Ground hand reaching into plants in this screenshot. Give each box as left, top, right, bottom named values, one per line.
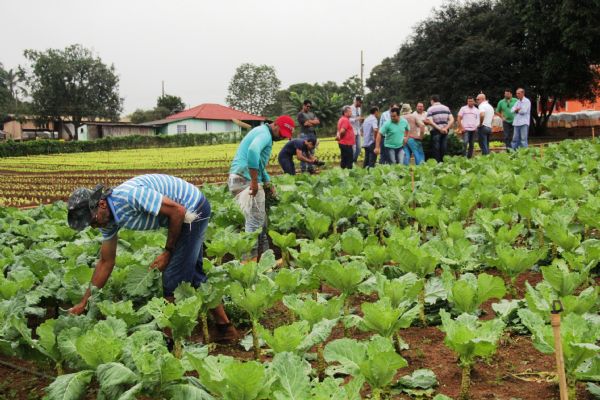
left=149, top=251, right=171, bottom=272
left=68, top=301, right=87, bottom=315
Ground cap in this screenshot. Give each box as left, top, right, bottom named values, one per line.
left=401, top=103, right=412, bottom=114
left=67, top=185, right=104, bottom=230
left=274, top=115, right=295, bottom=139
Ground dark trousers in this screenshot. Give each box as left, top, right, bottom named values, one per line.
left=430, top=129, right=448, bottom=162
left=502, top=121, right=513, bottom=152
left=463, top=130, right=476, bottom=158
left=478, top=126, right=491, bottom=155
left=379, top=139, right=389, bottom=164
left=278, top=154, right=296, bottom=175
left=339, top=144, right=354, bottom=169
left=362, top=143, right=377, bottom=168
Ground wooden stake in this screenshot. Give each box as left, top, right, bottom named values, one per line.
left=551, top=302, right=569, bottom=400
left=540, top=143, right=544, bottom=159
left=593, top=126, right=596, bottom=140
left=411, top=166, right=415, bottom=192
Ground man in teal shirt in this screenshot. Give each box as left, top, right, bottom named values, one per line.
left=375, top=107, right=409, bottom=164
left=228, top=115, right=294, bottom=259
left=495, top=88, right=518, bottom=152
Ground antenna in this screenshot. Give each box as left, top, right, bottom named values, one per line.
left=360, top=50, right=365, bottom=95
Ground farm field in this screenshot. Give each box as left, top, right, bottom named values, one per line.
left=0, top=138, right=345, bottom=208
left=1, top=139, right=599, bottom=400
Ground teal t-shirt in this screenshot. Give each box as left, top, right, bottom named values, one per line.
left=229, top=125, right=272, bottom=182
left=380, top=118, right=409, bottom=149
left=496, top=98, right=518, bottom=123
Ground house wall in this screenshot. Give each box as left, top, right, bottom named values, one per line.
left=164, top=118, right=241, bottom=135
left=78, top=125, right=156, bottom=141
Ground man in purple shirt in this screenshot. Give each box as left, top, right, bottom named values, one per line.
left=511, top=88, right=531, bottom=149
left=457, top=96, right=479, bottom=158
left=426, top=94, right=455, bottom=162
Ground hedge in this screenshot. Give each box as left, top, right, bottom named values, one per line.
left=0, top=132, right=245, bottom=158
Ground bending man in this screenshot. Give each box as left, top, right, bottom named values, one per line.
left=278, top=136, right=319, bottom=175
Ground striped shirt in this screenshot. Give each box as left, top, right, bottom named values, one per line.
left=427, top=102, right=452, bottom=128
left=100, top=174, right=204, bottom=240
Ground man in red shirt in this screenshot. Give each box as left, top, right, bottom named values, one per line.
left=336, top=105, right=355, bottom=169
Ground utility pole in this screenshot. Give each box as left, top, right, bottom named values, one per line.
left=162, top=80, right=165, bottom=97
left=360, top=50, right=365, bottom=95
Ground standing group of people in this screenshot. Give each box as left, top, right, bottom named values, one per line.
left=331, top=88, right=532, bottom=168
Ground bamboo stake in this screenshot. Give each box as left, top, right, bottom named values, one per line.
left=551, top=300, right=568, bottom=400
left=540, top=143, right=544, bottom=159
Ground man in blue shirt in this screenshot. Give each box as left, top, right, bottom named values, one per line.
left=511, top=88, right=532, bottom=150
left=278, top=136, right=318, bottom=175
left=228, top=115, right=294, bottom=259
left=65, top=174, right=238, bottom=342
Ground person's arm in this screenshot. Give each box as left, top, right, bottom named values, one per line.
left=427, top=117, right=443, bottom=131
left=247, top=135, right=269, bottom=195
left=446, top=114, right=455, bottom=133
left=479, top=110, right=485, bottom=126
left=149, top=196, right=186, bottom=271
left=69, top=235, right=118, bottom=314
left=295, top=148, right=315, bottom=163
left=495, top=103, right=505, bottom=120
left=297, top=112, right=308, bottom=127
left=374, top=131, right=381, bottom=154
left=456, top=114, right=463, bottom=133
left=518, top=99, right=530, bottom=115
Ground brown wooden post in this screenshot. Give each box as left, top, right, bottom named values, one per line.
left=551, top=301, right=569, bottom=400
left=540, top=143, right=544, bottom=159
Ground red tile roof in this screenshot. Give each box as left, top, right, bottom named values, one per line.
left=166, top=103, right=265, bottom=121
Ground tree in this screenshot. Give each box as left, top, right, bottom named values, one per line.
left=128, top=106, right=171, bottom=124
left=365, top=56, right=405, bottom=108
left=0, top=63, right=12, bottom=118
left=226, top=63, right=280, bottom=115
left=367, top=0, right=600, bottom=135
left=157, top=94, right=185, bottom=115
left=23, top=44, right=123, bottom=140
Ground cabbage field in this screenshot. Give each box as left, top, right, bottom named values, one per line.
left=0, top=139, right=599, bottom=400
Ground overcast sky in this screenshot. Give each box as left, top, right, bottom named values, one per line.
left=3, top=0, right=445, bottom=114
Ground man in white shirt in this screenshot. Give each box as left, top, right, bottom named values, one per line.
left=476, top=93, right=495, bottom=155
left=350, top=96, right=364, bottom=163
left=511, top=88, right=532, bottom=149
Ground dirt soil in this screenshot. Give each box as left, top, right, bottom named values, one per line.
left=1, top=269, right=596, bottom=400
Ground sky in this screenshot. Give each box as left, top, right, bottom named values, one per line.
left=2, top=0, right=445, bottom=114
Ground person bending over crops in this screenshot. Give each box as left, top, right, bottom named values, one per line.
left=66, top=174, right=238, bottom=343
left=228, top=115, right=295, bottom=260
left=278, top=136, right=323, bottom=175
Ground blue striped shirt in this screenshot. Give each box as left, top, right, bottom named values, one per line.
left=427, top=102, right=452, bottom=128
left=100, top=174, right=204, bottom=240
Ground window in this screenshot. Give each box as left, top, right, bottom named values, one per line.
left=177, top=124, right=187, bottom=134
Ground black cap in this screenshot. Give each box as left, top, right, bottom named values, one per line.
left=67, top=185, right=104, bottom=230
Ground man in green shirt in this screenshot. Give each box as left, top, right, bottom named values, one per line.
left=375, top=107, right=409, bottom=164
left=495, top=88, right=518, bottom=152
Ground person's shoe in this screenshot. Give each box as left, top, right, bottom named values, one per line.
left=214, top=323, right=239, bottom=344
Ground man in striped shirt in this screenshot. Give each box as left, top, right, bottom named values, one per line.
left=66, top=174, right=238, bottom=342
left=426, top=94, right=455, bottom=162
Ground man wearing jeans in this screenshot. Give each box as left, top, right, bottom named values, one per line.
left=495, top=89, right=517, bottom=151
left=296, top=100, right=320, bottom=172
left=511, top=88, right=531, bottom=149
left=426, top=95, right=454, bottom=162
left=457, top=96, right=479, bottom=158
left=350, top=96, right=364, bottom=163
left=375, top=107, right=409, bottom=164
left=228, top=116, right=294, bottom=259
left=361, top=106, right=379, bottom=168
left=379, top=103, right=399, bottom=164
left=65, top=174, right=238, bottom=342
left=401, top=103, right=425, bottom=165
left=476, top=93, right=495, bottom=156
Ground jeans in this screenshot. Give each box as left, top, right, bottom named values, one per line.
left=299, top=133, right=315, bottom=172
left=387, top=147, right=404, bottom=164
left=478, top=126, right=491, bottom=155
left=339, top=144, right=353, bottom=169
left=512, top=125, right=529, bottom=149
left=162, top=198, right=210, bottom=297
left=278, top=154, right=296, bottom=175
left=463, top=130, right=476, bottom=158
left=430, top=129, right=448, bottom=162
left=404, top=138, right=425, bottom=165
left=227, top=174, right=269, bottom=259
left=502, top=121, right=513, bottom=151
left=379, top=139, right=389, bottom=164
left=362, top=143, right=377, bottom=168
left=353, top=134, right=361, bottom=162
